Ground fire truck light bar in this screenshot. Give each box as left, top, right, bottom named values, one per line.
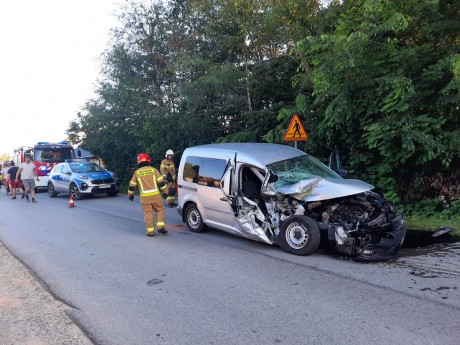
left=36, top=141, right=71, bottom=145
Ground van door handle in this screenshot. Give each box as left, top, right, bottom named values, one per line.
left=220, top=197, right=227, bottom=201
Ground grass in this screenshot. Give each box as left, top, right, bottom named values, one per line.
left=404, top=215, right=460, bottom=236
left=394, top=198, right=460, bottom=237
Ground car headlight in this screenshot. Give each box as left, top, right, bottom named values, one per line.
left=78, top=175, right=89, bottom=179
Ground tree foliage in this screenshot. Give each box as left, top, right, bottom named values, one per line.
left=292, top=0, right=460, bottom=200
left=68, top=0, right=459, bottom=201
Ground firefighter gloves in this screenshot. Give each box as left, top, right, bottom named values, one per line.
left=129, top=194, right=134, bottom=201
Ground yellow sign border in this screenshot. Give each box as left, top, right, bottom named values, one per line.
left=284, top=114, right=308, bottom=142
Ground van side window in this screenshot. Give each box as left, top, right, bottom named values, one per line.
left=183, top=156, right=227, bottom=188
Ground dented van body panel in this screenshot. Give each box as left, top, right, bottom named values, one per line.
left=177, top=143, right=405, bottom=261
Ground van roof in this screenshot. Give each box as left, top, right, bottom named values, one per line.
left=185, top=143, right=305, bottom=167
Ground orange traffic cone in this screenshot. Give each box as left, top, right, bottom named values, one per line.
left=69, top=195, right=75, bottom=208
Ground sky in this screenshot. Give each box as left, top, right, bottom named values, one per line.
left=0, top=0, right=121, bottom=157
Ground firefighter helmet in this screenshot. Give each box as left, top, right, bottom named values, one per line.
left=165, top=149, right=174, bottom=158
left=137, top=153, right=151, bottom=163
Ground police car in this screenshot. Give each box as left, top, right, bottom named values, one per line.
left=47, top=159, right=119, bottom=200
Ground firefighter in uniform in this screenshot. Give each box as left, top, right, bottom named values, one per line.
left=160, top=149, right=177, bottom=208
left=128, top=153, right=169, bottom=236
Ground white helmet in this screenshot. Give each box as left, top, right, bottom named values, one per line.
left=165, top=149, right=174, bottom=157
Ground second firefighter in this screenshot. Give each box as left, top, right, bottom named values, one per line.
left=160, top=149, right=177, bottom=207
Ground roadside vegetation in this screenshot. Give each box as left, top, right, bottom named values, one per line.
left=399, top=198, right=460, bottom=236
left=67, top=0, right=459, bottom=232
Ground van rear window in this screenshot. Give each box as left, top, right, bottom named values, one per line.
left=183, top=156, right=227, bottom=188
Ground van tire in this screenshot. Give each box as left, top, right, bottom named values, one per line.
left=278, top=215, right=320, bottom=256
left=185, top=204, right=206, bottom=233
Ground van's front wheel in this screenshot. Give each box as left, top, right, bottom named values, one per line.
left=278, top=215, right=320, bottom=256
left=185, top=204, right=206, bottom=233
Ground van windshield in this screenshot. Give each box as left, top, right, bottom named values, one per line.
left=267, top=155, right=341, bottom=188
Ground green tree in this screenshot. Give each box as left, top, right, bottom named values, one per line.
left=292, top=0, right=460, bottom=200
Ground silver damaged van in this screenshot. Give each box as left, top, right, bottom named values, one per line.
left=177, top=143, right=405, bottom=261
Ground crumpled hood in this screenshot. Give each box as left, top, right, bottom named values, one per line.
left=273, top=178, right=374, bottom=202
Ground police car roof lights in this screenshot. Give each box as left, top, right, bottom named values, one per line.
left=65, top=158, right=91, bottom=163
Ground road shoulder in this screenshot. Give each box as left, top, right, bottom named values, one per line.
left=0, top=241, right=93, bottom=345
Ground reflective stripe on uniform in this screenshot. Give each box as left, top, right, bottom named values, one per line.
left=138, top=169, right=155, bottom=177
left=141, top=188, right=159, bottom=194
left=141, top=190, right=160, bottom=197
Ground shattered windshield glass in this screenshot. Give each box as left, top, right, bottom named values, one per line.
left=267, top=155, right=341, bottom=188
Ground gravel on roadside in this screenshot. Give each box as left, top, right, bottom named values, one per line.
left=0, top=241, right=93, bottom=345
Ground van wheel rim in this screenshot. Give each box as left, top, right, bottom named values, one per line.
left=188, top=209, right=201, bottom=229
left=286, top=222, right=309, bottom=248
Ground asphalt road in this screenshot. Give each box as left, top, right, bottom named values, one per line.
left=0, top=190, right=459, bottom=345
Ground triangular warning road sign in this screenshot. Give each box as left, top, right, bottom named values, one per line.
left=284, top=114, right=308, bottom=142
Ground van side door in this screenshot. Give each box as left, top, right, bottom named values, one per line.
left=221, top=163, right=271, bottom=241
left=182, top=156, right=236, bottom=231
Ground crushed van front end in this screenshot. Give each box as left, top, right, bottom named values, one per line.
left=318, top=192, right=406, bottom=261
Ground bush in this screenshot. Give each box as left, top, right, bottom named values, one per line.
left=399, top=198, right=460, bottom=221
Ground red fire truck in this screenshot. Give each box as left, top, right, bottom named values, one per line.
left=13, top=142, right=74, bottom=190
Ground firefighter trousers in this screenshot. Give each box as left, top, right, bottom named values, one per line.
left=166, top=181, right=177, bottom=205
left=141, top=197, right=165, bottom=234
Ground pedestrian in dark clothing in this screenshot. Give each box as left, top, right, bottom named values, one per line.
left=7, top=162, right=24, bottom=200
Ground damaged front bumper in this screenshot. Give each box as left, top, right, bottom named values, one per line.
left=322, top=215, right=406, bottom=262
left=354, top=215, right=405, bottom=262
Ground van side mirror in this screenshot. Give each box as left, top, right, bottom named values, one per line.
left=268, top=173, right=278, bottom=183
left=329, top=149, right=348, bottom=178
left=76, top=149, right=82, bottom=158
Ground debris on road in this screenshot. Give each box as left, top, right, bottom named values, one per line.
left=432, top=227, right=454, bottom=238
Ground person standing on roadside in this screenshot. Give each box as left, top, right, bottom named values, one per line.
left=7, top=162, right=24, bottom=200
left=17, top=156, right=39, bottom=203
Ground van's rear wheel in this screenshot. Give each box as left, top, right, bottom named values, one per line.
left=185, top=204, right=206, bottom=233
left=278, top=215, right=320, bottom=256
